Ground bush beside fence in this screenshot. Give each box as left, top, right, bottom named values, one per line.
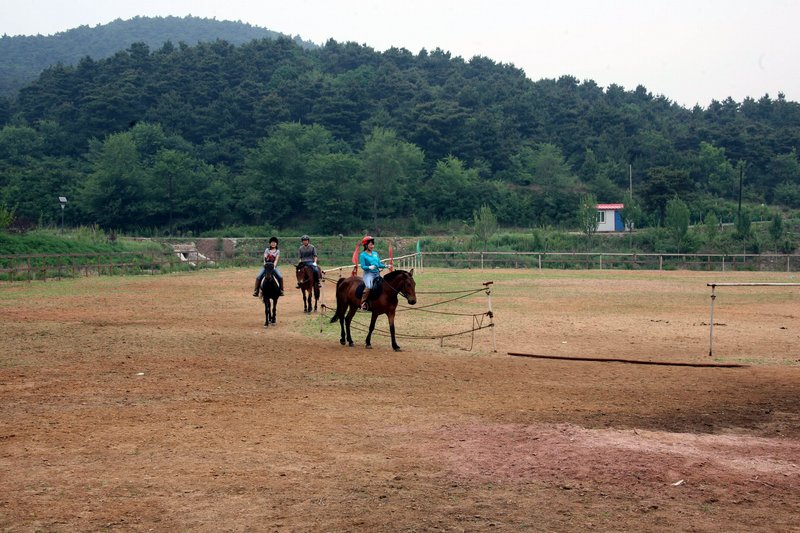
left=0, top=251, right=217, bottom=281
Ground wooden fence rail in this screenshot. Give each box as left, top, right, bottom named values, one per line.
left=1, top=250, right=797, bottom=282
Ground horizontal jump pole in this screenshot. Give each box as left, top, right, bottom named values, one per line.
left=707, top=282, right=800, bottom=287
left=508, top=352, right=747, bottom=368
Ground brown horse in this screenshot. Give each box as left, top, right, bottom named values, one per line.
left=295, top=262, right=320, bottom=313
left=329, top=269, right=417, bottom=351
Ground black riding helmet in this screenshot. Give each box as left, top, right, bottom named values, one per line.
left=269, top=236, right=279, bottom=246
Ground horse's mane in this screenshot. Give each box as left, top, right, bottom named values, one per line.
left=383, top=269, right=408, bottom=283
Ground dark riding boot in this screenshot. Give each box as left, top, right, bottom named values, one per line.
left=253, top=278, right=261, bottom=297
left=360, top=288, right=371, bottom=310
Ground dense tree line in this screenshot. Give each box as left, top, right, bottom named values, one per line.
left=1, top=32, right=799, bottom=235
left=0, top=16, right=313, bottom=96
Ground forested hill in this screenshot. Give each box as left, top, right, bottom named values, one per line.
left=0, top=16, right=314, bottom=96
left=1, top=36, right=799, bottom=235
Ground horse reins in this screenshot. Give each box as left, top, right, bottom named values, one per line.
left=381, top=273, right=412, bottom=300
left=297, top=265, right=314, bottom=287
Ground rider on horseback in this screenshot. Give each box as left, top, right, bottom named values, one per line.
left=297, top=235, right=322, bottom=288
left=253, top=236, right=284, bottom=297
left=358, top=235, right=387, bottom=310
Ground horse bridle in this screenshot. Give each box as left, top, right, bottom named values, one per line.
left=382, top=272, right=413, bottom=300
left=263, top=261, right=275, bottom=280
left=262, top=262, right=277, bottom=290
left=297, top=264, right=313, bottom=287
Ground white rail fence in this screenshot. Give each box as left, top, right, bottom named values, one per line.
left=418, top=251, right=797, bottom=272
left=2, top=250, right=797, bottom=283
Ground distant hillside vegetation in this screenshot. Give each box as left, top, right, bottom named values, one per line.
left=2, top=34, right=799, bottom=237
left=0, top=15, right=315, bottom=95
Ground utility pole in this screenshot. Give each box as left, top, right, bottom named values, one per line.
left=58, top=196, right=67, bottom=233
left=737, top=163, right=745, bottom=254
left=737, top=163, right=744, bottom=218
left=629, top=164, right=633, bottom=197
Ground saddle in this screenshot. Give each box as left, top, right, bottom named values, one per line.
left=261, top=273, right=279, bottom=292
left=355, top=277, right=383, bottom=300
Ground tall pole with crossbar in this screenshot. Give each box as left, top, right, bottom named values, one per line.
left=484, top=281, right=496, bottom=352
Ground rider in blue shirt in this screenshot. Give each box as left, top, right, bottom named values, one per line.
left=358, top=235, right=387, bottom=310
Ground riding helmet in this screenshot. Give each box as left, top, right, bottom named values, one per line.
left=301, top=234, right=310, bottom=241
left=269, top=236, right=279, bottom=245
left=361, top=235, right=374, bottom=246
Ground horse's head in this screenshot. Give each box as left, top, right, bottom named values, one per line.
left=295, top=262, right=310, bottom=285
left=403, top=269, right=417, bottom=305
left=388, top=268, right=416, bottom=305
left=264, top=261, right=275, bottom=276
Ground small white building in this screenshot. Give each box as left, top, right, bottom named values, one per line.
left=596, top=203, right=625, bottom=232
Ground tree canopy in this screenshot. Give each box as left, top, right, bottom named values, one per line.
left=1, top=22, right=799, bottom=235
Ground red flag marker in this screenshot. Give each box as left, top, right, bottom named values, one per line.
left=351, top=243, right=360, bottom=277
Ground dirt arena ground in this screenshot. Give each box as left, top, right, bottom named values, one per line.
left=1, top=267, right=799, bottom=531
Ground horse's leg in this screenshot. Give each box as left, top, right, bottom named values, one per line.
left=365, top=312, right=379, bottom=349
left=270, top=298, right=277, bottom=324
left=313, top=286, right=319, bottom=312
left=387, top=309, right=400, bottom=351
left=337, top=300, right=347, bottom=345
left=344, top=306, right=358, bottom=347
left=263, top=299, right=269, bottom=327
left=336, top=290, right=348, bottom=345
left=338, top=311, right=346, bottom=345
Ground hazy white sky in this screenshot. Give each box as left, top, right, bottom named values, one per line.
left=2, top=0, right=799, bottom=108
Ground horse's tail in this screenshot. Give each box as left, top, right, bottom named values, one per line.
left=329, top=278, right=346, bottom=322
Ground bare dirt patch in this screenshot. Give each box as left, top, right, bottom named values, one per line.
left=1, top=268, right=799, bottom=531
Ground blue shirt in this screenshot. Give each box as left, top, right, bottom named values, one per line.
left=359, top=250, right=386, bottom=273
